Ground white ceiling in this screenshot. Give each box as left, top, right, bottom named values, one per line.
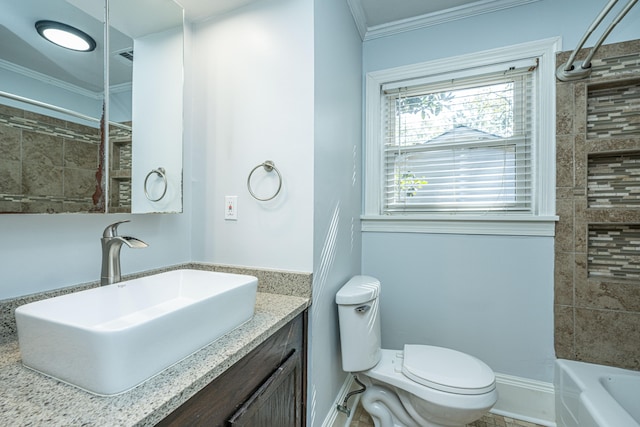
left=176, top=0, right=265, bottom=22
left=0, top=0, right=183, bottom=93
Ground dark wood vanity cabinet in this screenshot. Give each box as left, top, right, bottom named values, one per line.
left=157, top=311, right=307, bottom=427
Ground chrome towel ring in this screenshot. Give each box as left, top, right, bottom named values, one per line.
left=144, top=167, right=168, bottom=202
left=247, top=160, right=282, bottom=201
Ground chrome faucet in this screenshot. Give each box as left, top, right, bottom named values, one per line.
left=100, top=220, right=148, bottom=286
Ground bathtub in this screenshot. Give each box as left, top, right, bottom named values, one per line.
left=555, top=359, right=640, bottom=427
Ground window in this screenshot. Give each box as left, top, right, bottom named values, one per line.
left=384, top=70, right=532, bottom=213
left=363, top=39, right=559, bottom=236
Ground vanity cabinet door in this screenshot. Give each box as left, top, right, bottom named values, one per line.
left=157, top=311, right=306, bottom=427
left=227, top=348, right=301, bottom=426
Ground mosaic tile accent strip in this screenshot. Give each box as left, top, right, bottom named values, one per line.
left=588, top=224, right=640, bottom=281
left=0, top=108, right=101, bottom=144
left=117, top=141, right=133, bottom=170
left=110, top=179, right=132, bottom=212
left=110, top=124, right=132, bottom=143
left=587, top=152, right=640, bottom=208
left=587, top=81, right=640, bottom=139
left=591, top=53, right=640, bottom=80
left=109, top=123, right=132, bottom=210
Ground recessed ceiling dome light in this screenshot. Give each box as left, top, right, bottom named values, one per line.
left=35, top=20, right=96, bottom=52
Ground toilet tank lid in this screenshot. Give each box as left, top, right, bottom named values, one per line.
left=336, top=276, right=380, bottom=305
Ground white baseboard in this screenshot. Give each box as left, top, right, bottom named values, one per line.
left=493, top=373, right=556, bottom=427
left=323, top=373, right=557, bottom=427
left=322, top=375, right=361, bottom=427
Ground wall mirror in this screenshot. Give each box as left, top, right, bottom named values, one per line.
left=0, top=0, right=184, bottom=214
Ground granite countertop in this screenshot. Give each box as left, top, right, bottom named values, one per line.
left=0, top=290, right=309, bottom=426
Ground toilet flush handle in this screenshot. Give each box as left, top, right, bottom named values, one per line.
left=355, top=305, right=370, bottom=313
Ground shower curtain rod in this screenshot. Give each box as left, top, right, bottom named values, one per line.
left=0, top=90, right=131, bottom=130
left=557, top=0, right=638, bottom=81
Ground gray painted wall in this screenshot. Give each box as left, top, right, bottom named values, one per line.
left=187, top=0, right=362, bottom=425
left=361, top=0, right=640, bottom=383
left=362, top=232, right=555, bottom=381
left=311, top=0, right=363, bottom=425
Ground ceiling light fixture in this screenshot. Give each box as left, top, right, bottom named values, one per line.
left=35, top=20, right=96, bottom=52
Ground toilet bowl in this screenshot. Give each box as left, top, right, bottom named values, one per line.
left=336, top=276, right=497, bottom=427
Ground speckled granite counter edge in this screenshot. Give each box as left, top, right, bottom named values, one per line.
left=0, top=262, right=312, bottom=342
left=0, top=264, right=311, bottom=426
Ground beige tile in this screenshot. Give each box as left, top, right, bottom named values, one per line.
left=0, top=125, right=21, bottom=161
left=64, top=168, right=98, bottom=199
left=23, top=131, right=63, bottom=167
left=586, top=136, right=640, bottom=153
left=554, top=251, right=574, bottom=306
left=554, top=38, right=640, bottom=373
left=0, top=103, right=24, bottom=118
left=554, top=304, right=575, bottom=360
left=22, top=200, right=63, bottom=214
left=554, top=198, right=574, bottom=252
left=0, top=159, right=21, bottom=194
left=0, top=200, right=22, bottom=213
left=63, top=200, right=98, bottom=213
left=574, top=134, right=587, bottom=190
left=22, top=162, right=63, bottom=197
left=596, top=39, right=640, bottom=59
left=575, top=252, right=587, bottom=284
left=585, top=208, right=640, bottom=223
left=575, top=307, right=640, bottom=370
left=576, top=278, right=640, bottom=312
left=555, top=134, right=574, bottom=188
left=555, top=82, right=574, bottom=136
left=573, top=198, right=588, bottom=254
left=574, top=82, right=587, bottom=135
left=64, top=139, right=99, bottom=169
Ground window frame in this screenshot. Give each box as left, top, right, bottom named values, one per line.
left=362, top=38, right=560, bottom=236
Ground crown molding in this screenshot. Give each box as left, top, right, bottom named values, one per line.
left=0, top=58, right=101, bottom=99
left=354, top=0, right=541, bottom=41
left=346, top=0, right=368, bottom=40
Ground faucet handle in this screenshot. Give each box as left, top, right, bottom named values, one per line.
left=102, top=220, right=131, bottom=238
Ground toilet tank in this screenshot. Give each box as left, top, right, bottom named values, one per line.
left=336, top=276, right=382, bottom=372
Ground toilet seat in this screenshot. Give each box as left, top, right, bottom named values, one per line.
left=402, top=345, right=495, bottom=395
left=364, top=348, right=497, bottom=411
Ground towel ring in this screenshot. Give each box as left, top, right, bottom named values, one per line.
left=247, top=160, right=282, bottom=201
left=144, top=167, right=168, bottom=202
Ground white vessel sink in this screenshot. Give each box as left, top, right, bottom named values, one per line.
left=15, top=269, right=258, bottom=395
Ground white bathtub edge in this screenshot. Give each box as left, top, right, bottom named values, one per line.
left=554, top=359, right=640, bottom=427
left=492, top=372, right=557, bottom=427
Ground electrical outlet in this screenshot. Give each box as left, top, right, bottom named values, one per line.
left=225, top=196, right=237, bottom=220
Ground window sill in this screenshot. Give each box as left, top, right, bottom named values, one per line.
left=361, top=214, right=559, bottom=236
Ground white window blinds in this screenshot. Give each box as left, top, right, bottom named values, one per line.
left=382, top=65, right=536, bottom=213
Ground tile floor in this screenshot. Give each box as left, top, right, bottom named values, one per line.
left=349, top=402, right=545, bottom=427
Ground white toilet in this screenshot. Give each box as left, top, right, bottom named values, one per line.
left=336, top=275, right=498, bottom=427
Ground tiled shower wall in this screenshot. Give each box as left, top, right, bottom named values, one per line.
left=109, top=123, right=133, bottom=213
left=555, top=39, right=640, bottom=370
left=0, top=104, right=133, bottom=213
left=0, top=104, right=102, bottom=213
